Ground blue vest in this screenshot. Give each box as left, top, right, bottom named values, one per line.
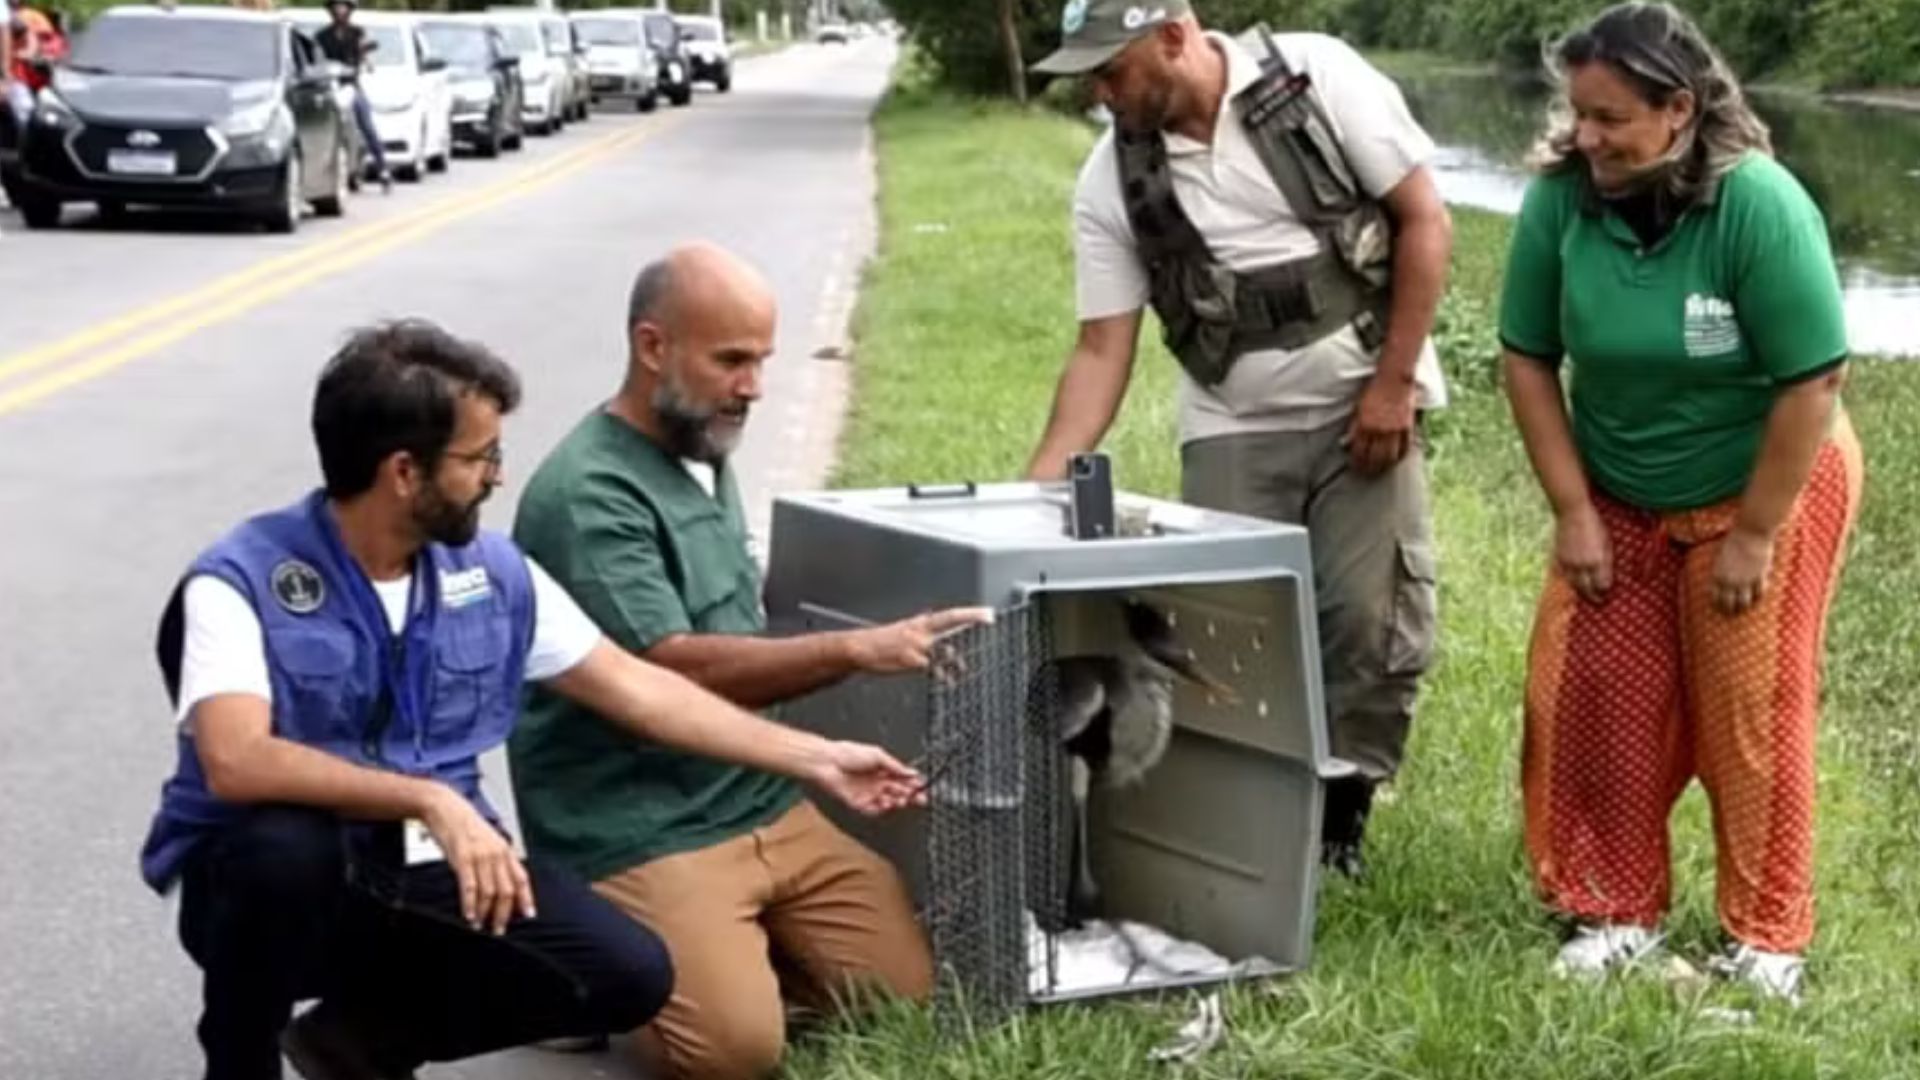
left=139, top=490, right=536, bottom=892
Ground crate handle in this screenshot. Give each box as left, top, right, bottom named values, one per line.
left=907, top=482, right=978, bottom=500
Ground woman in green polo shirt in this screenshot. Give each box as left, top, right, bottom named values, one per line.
left=1497, top=2, right=1862, bottom=1003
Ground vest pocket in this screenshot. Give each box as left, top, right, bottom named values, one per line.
left=432, top=619, right=511, bottom=740
left=273, top=630, right=356, bottom=740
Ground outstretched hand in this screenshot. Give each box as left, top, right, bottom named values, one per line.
left=809, top=740, right=927, bottom=816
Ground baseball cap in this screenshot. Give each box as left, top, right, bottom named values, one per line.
left=1030, top=0, right=1192, bottom=75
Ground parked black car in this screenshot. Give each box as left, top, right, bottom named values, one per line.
left=641, top=11, right=693, bottom=107
left=420, top=17, right=525, bottom=158
left=11, top=6, right=356, bottom=233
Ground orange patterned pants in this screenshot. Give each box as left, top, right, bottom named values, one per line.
left=1522, top=419, right=1863, bottom=952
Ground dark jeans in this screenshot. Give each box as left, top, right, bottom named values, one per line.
left=350, top=87, right=387, bottom=174
left=178, top=806, right=672, bottom=1080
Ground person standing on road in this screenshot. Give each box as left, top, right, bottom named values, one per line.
left=510, top=243, right=988, bottom=1080
left=315, top=0, right=390, bottom=192
left=1500, top=3, right=1861, bottom=1004
left=141, top=319, right=928, bottom=1080
left=1023, top=0, right=1453, bottom=876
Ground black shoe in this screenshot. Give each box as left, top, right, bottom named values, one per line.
left=281, top=1006, right=417, bottom=1080
left=1319, top=776, right=1376, bottom=879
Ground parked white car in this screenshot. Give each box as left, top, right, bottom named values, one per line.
left=673, top=15, right=731, bottom=93
left=288, top=10, right=453, bottom=182
left=482, top=10, right=567, bottom=135
left=569, top=9, right=659, bottom=112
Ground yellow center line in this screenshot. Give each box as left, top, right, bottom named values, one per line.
left=0, top=116, right=677, bottom=399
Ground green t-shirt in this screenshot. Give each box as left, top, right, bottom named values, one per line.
left=510, top=411, right=799, bottom=882
left=1498, top=154, right=1848, bottom=510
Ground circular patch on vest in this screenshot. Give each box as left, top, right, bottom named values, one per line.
left=270, top=560, right=326, bottom=615
left=1062, top=0, right=1089, bottom=35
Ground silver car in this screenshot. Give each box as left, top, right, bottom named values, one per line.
left=568, top=10, right=659, bottom=112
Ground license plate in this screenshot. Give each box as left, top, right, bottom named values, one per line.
left=106, top=149, right=177, bottom=176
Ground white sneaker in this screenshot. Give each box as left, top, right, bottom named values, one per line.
left=1706, top=943, right=1805, bottom=1006
left=1552, top=924, right=1665, bottom=980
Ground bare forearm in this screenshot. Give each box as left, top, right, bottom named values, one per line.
left=1736, top=369, right=1845, bottom=537
left=1027, top=314, right=1140, bottom=481
left=1504, top=352, right=1592, bottom=515
left=1376, top=207, right=1451, bottom=384
left=197, top=721, right=439, bottom=820
left=552, top=644, right=832, bottom=784
left=645, top=631, right=860, bottom=709
left=1028, top=350, right=1130, bottom=480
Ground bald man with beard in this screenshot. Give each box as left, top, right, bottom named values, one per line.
left=510, top=244, right=988, bottom=1080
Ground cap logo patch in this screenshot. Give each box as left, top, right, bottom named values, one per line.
left=1122, top=5, right=1166, bottom=30
left=1062, top=0, right=1089, bottom=35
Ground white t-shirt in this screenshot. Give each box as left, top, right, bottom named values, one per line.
left=1073, top=31, right=1449, bottom=444
left=173, top=557, right=601, bottom=726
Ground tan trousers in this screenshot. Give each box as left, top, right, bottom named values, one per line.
left=593, top=800, right=931, bottom=1080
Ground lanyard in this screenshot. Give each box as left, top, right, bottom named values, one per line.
left=313, top=496, right=438, bottom=763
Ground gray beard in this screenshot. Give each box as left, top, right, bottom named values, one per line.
left=651, top=378, right=742, bottom=464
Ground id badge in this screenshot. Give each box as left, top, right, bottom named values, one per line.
left=403, top=819, right=447, bottom=866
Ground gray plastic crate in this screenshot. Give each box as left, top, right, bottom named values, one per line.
left=763, top=482, right=1336, bottom=1017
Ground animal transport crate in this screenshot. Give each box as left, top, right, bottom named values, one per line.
left=763, top=482, right=1342, bottom=1017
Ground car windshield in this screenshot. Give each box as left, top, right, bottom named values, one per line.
left=540, top=21, right=569, bottom=54
left=68, top=15, right=279, bottom=81
left=497, top=21, right=542, bottom=56
left=643, top=17, right=676, bottom=48
left=572, top=17, right=638, bottom=46
left=364, top=25, right=411, bottom=69
left=677, top=20, right=719, bottom=42
left=420, top=23, right=489, bottom=70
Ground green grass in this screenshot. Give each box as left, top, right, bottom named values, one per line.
left=802, top=84, right=1920, bottom=1080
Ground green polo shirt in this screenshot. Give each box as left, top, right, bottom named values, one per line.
left=510, top=411, right=799, bottom=882
left=1498, top=153, right=1848, bottom=510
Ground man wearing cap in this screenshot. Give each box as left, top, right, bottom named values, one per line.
left=1024, top=0, right=1451, bottom=876
left=315, top=0, right=390, bottom=192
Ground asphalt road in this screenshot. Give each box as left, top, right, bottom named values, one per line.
left=0, top=36, right=895, bottom=1080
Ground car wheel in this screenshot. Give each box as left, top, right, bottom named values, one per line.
left=504, top=127, right=524, bottom=151
left=428, top=147, right=450, bottom=173
left=638, top=90, right=658, bottom=113
left=715, top=71, right=731, bottom=93
left=670, top=82, right=692, bottom=107
left=262, top=152, right=301, bottom=234
left=17, top=186, right=62, bottom=229
left=478, top=119, right=503, bottom=158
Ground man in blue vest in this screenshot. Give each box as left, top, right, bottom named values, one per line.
left=141, top=320, right=926, bottom=1080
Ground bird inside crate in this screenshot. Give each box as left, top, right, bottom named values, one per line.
left=1034, top=593, right=1238, bottom=929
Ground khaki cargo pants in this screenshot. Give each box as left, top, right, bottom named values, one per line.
left=1181, top=417, right=1438, bottom=780
left=593, top=800, right=930, bottom=1080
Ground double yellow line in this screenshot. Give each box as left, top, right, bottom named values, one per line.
left=0, top=116, right=677, bottom=419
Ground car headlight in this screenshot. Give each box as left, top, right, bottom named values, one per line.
left=33, top=87, right=78, bottom=128
left=221, top=98, right=282, bottom=138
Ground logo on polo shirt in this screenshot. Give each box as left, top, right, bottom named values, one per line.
left=441, top=566, right=493, bottom=610
left=1683, top=293, right=1740, bottom=358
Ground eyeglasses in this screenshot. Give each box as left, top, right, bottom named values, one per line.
left=444, top=443, right=503, bottom=473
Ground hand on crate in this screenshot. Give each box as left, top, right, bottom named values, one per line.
left=808, top=740, right=929, bottom=816
left=845, top=607, right=996, bottom=675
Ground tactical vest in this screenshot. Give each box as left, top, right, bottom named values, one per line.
left=1117, top=27, right=1394, bottom=387
left=139, top=490, right=535, bottom=891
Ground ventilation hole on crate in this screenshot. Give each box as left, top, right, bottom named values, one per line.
left=1205, top=620, right=1217, bottom=638
left=1251, top=631, right=1265, bottom=653
left=1257, top=699, right=1270, bottom=719
left=1165, top=610, right=1179, bottom=628
left=1230, top=654, right=1242, bottom=674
